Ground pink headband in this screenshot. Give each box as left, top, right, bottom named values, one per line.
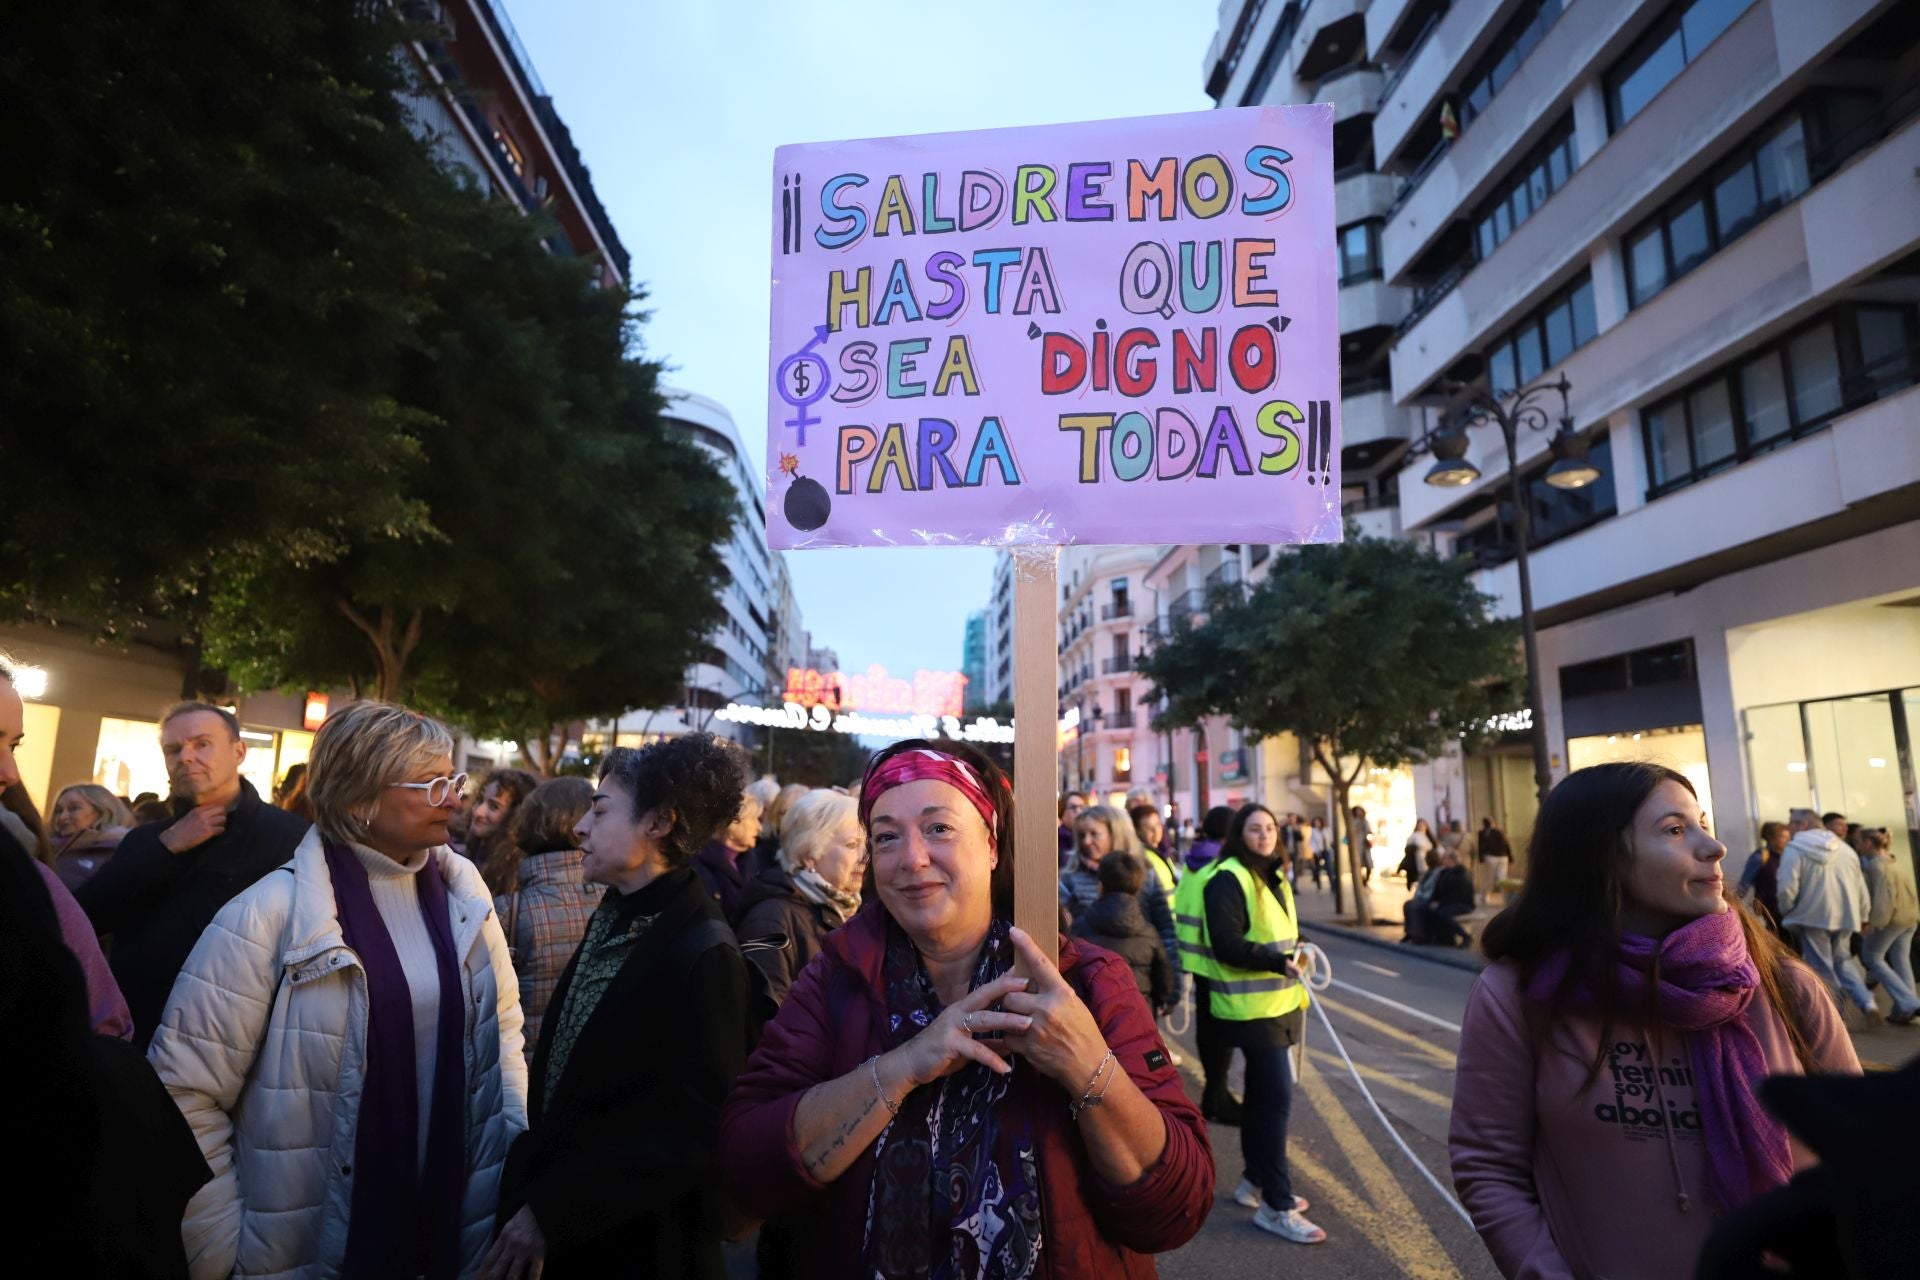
left=859, top=748, right=1000, bottom=839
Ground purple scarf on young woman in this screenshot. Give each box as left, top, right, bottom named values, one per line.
left=323, top=841, right=468, bottom=1279
left=1528, top=908, right=1794, bottom=1212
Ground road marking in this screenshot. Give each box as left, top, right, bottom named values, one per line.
left=1315, top=996, right=1459, bottom=1068
left=1306, top=1048, right=1454, bottom=1110
left=1329, top=978, right=1466, bottom=1033
left=1298, top=1073, right=1466, bottom=1280
left=1352, top=959, right=1402, bottom=978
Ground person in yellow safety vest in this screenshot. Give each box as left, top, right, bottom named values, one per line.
left=1199, top=803, right=1326, bottom=1246
left=1128, top=804, right=1180, bottom=942
left=1172, top=850, right=1242, bottom=1127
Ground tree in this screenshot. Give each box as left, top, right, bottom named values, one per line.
left=1136, top=532, right=1520, bottom=925
left=1, top=0, right=456, bottom=644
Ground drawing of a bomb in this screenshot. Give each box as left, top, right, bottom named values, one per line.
left=780, top=453, right=831, bottom=531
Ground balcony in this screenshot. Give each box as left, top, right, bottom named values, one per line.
left=1400, top=112, right=1920, bottom=533
left=1205, top=561, right=1243, bottom=591
left=1383, top=0, right=1650, bottom=285
left=1339, top=275, right=1407, bottom=334
left=1392, top=1, right=1788, bottom=400
left=1340, top=383, right=1409, bottom=449
left=1102, top=655, right=1134, bottom=675
left=1371, top=0, right=1505, bottom=169
left=1335, top=168, right=1397, bottom=226
left=1100, top=599, right=1132, bottom=621
left=1107, top=710, right=1138, bottom=731
left=1172, top=587, right=1210, bottom=617
left=1320, top=63, right=1386, bottom=125
left=1294, top=0, right=1367, bottom=82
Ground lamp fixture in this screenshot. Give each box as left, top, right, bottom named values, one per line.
left=1543, top=425, right=1600, bottom=490
left=1424, top=427, right=1480, bottom=487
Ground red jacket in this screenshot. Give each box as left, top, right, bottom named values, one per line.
left=721, top=903, right=1213, bottom=1278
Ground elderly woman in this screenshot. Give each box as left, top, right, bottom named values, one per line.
left=487, top=776, right=606, bottom=1052
left=487, top=734, right=751, bottom=1280
left=694, top=787, right=764, bottom=921
left=734, top=787, right=865, bottom=1005
left=722, top=739, right=1213, bottom=1278
left=49, top=782, right=132, bottom=893
left=151, top=700, right=527, bottom=1280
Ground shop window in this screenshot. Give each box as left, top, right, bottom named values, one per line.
left=1606, top=0, right=1757, bottom=132
left=92, top=718, right=168, bottom=801
left=1567, top=726, right=1716, bottom=826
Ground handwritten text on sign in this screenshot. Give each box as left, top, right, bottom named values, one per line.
left=767, top=106, right=1340, bottom=549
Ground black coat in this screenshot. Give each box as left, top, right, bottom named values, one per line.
left=1072, top=891, right=1174, bottom=1012
left=76, top=779, right=309, bottom=1047
left=691, top=840, right=748, bottom=922
left=732, top=865, right=839, bottom=1007
left=500, top=866, right=749, bottom=1279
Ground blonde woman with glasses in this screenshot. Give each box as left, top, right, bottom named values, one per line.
left=151, top=700, right=527, bottom=1280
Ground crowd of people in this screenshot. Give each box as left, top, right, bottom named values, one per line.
left=4, top=647, right=1911, bottom=1278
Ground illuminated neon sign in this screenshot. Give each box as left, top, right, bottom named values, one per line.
left=783, top=664, right=968, bottom=719
left=717, top=700, right=1013, bottom=744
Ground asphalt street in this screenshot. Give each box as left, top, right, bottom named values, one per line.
left=1158, top=929, right=1500, bottom=1280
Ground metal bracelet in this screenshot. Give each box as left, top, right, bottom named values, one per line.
left=1068, top=1048, right=1116, bottom=1120
left=869, top=1054, right=900, bottom=1119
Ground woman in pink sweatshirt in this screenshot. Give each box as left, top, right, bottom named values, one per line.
left=1449, top=762, right=1859, bottom=1279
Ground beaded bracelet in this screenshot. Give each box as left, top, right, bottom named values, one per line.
left=868, top=1054, right=900, bottom=1119
left=1068, top=1049, right=1116, bottom=1120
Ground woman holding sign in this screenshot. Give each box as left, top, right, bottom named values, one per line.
left=721, top=739, right=1212, bottom=1278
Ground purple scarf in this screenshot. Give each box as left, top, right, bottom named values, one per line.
left=863, top=916, right=1043, bottom=1279
left=323, top=842, right=468, bottom=1279
left=1528, top=909, right=1793, bottom=1212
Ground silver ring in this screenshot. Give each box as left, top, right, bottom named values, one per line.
left=963, top=1011, right=976, bottom=1034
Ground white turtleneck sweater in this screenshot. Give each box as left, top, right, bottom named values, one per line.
left=349, top=841, right=445, bottom=1167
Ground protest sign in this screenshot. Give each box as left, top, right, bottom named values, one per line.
left=767, top=105, right=1340, bottom=550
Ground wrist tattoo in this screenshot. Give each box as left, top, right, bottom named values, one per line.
left=803, top=1089, right=879, bottom=1178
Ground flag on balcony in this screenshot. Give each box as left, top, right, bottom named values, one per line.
left=1439, top=99, right=1460, bottom=141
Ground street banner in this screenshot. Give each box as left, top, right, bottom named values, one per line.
left=767, top=105, right=1340, bottom=549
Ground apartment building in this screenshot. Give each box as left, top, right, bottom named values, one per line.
left=1202, top=0, right=1920, bottom=863
left=1056, top=546, right=1166, bottom=806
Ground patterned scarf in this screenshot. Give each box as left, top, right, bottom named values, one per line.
left=1528, top=909, right=1794, bottom=1212
left=862, top=916, right=1043, bottom=1280
left=791, top=865, right=861, bottom=925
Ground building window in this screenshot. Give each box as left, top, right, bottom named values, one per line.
left=1606, top=0, right=1757, bottom=132
left=1338, top=221, right=1381, bottom=284
left=1474, top=116, right=1577, bottom=262
left=1451, top=427, right=1618, bottom=570
left=1458, top=0, right=1572, bottom=130
left=1623, top=110, right=1809, bottom=308
left=491, top=125, right=528, bottom=180
left=1641, top=304, right=1918, bottom=496
left=1238, top=0, right=1303, bottom=107
left=1485, top=273, right=1598, bottom=395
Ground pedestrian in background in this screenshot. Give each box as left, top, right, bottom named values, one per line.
left=734, top=786, right=865, bottom=1006
left=1058, top=788, right=1088, bottom=868
left=1349, top=805, right=1374, bottom=886
left=462, top=766, right=537, bottom=867
left=746, top=780, right=808, bottom=880
left=77, top=700, right=309, bottom=1047
left=721, top=739, right=1212, bottom=1278
left=48, top=781, right=131, bottom=894
left=153, top=700, right=526, bottom=1280
left=1858, top=827, right=1919, bottom=1024
left=1064, top=805, right=1175, bottom=957
left=1185, top=803, right=1231, bottom=872
left=277, top=761, right=315, bottom=821
left=693, top=785, right=763, bottom=922
left=0, top=660, right=134, bottom=1040
left=488, top=736, right=753, bottom=1280
left=1072, top=849, right=1175, bottom=1016
left=1452, top=762, right=1858, bottom=1280
left=1308, top=814, right=1330, bottom=888
left=489, top=776, right=605, bottom=1053
left=1776, top=806, right=1877, bottom=1028
left=1403, top=846, right=1474, bottom=947
left=1477, top=816, right=1511, bottom=903
left=1398, top=817, right=1436, bottom=890
left=1200, top=803, right=1321, bottom=1244
left=1737, top=820, right=1790, bottom=937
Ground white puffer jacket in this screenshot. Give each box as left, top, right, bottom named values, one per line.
left=150, top=828, right=528, bottom=1279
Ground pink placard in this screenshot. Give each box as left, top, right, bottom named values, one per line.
left=767, top=105, right=1340, bottom=549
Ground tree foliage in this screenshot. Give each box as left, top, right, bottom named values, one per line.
left=2, top=0, right=736, bottom=748
left=1136, top=532, right=1520, bottom=922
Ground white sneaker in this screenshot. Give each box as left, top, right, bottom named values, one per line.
left=1233, top=1179, right=1307, bottom=1213
left=1253, top=1203, right=1327, bottom=1244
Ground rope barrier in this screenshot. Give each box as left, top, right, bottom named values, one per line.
left=1291, top=940, right=1477, bottom=1229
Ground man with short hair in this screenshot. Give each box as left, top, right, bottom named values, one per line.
left=77, top=701, right=310, bottom=1047
left=1057, top=789, right=1087, bottom=868
left=1777, top=807, right=1877, bottom=1028
left=1822, top=811, right=1849, bottom=840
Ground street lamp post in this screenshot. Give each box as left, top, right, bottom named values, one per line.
left=1424, top=373, right=1598, bottom=805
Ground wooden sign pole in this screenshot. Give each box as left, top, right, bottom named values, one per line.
left=1011, top=547, right=1061, bottom=963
